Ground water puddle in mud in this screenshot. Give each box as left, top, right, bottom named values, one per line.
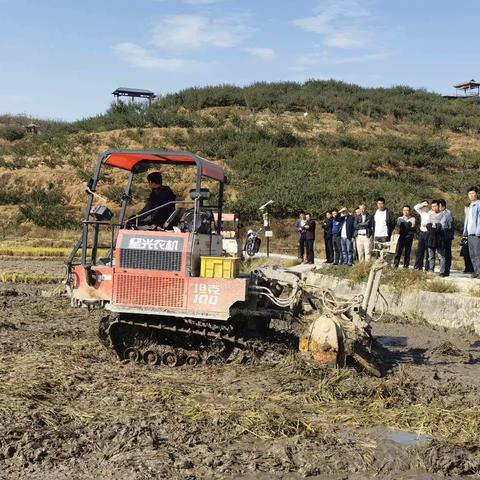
left=339, top=427, right=432, bottom=449
left=376, top=335, right=408, bottom=347
left=382, top=428, right=431, bottom=447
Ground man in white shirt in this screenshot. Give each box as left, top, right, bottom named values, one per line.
left=373, top=197, right=395, bottom=243
left=463, top=187, right=480, bottom=278
left=414, top=200, right=431, bottom=271
left=438, top=199, right=454, bottom=277
left=426, top=200, right=444, bottom=272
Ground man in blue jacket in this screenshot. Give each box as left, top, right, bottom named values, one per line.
left=463, top=186, right=480, bottom=278
left=337, top=207, right=355, bottom=266
left=331, top=209, right=342, bottom=265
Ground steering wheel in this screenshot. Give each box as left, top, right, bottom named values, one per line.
left=179, top=208, right=214, bottom=233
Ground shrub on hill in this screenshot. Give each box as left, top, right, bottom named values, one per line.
left=158, top=80, right=480, bottom=132
left=9, top=80, right=477, bottom=138
left=187, top=126, right=440, bottom=219
left=146, top=103, right=196, bottom=128
left=0, top=184, right=24, bottom=204
left=0, top=125, right=25, bottom=141
left=161, top=84, right=245, bottom=110
left=19, top=184, right=76, bottom=229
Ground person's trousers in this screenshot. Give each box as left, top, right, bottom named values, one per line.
left=468, top=236, right=480, bottom=274
left=356, top=235, right=371, bottom=262
left=427, top=247, right=437, bottom=272
left=306, top=239, right=315, bottom=263
left=394, top=235, right=413, bottom=268
left=298, top=235, right=306, bottom=260
left=464, top=247, right=474, bottom=273
left=324, top=235, right=334, bottom=263
left=414, top=232, right=429, bottom=270
left=333, top=236, right=342, bottom=264
left=438, top=238, right=452, bottom=276
left=340, top=237, right=354, bottom=265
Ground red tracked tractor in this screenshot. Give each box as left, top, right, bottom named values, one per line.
left=66, top=150, right=386, bottom=375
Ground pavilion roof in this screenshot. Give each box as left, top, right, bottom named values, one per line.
left=112, top=87, right=155, bottom=97
left=454, top=79, right=480, bottom=89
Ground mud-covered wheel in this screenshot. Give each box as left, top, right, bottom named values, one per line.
left=98, top=316, right=113, bottom=348
left=186, top=354, right=201, bottom=366
left=205, top=354, right=223, bottom=365
left=143, top=350, right=160, bottom=365
left=124, top=347, right=140, bottom=362
left=210, top=339, right=226, bottom=354
left=352, top=343, right=384, bottom=377
left=162, top=350, right=179, bottom=367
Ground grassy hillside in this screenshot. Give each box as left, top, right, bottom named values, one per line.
left=1, top=80, right=480, bottom=243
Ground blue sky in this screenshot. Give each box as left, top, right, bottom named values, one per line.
left=1, top=0, right=479, bottom=120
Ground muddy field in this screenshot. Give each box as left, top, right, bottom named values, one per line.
left=1, top=259, right=480, bottom=479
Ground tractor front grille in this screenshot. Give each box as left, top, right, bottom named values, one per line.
left=113, top=274, right=185, bottom=308
left=119, top=249, right=182, bottom=272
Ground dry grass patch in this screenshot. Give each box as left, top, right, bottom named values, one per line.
left=175, top=362, right=480, bottom=444
left=426, top=278, right=459, bottom=294
left=381, top=268, right=459, bottom=294
left=0, top=245, right=109, bottom=258
left=469, top=285, right=480, bottom=298
left=0, top=246, right=71, bottom=257
left=241, top=256, right=299, bottom=272
left=0, top=271, right=60, bottom=283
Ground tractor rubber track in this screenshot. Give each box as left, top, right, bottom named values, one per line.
left=99, top=314, right=297, bottom=367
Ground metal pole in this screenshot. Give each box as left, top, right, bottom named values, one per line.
left=81, top=152, right=105, bottom=266
left=265, top=208, right=270, bottom=258
left=217, top=182, right=224, bottom=235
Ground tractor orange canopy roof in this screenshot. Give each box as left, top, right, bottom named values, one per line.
left=103, top=150, right=225, bottom=182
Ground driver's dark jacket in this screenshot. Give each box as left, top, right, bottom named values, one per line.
left=137, top=186, right=176, bottom=226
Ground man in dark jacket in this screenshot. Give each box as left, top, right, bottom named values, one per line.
left=337, top=207, right=355, bottom=266
left=353, top=204, right=373, bottom=262
left=303, top=213, right=316, bottom=264
left=134, top=172, right=176, bottom=227
left=372, top=197, right=396, bottom=242
left=322, top=211, right=334, bottom=263
left=394, top=205, right=416, bottom=268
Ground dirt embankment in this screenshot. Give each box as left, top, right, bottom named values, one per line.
left=0, top=263, right=480, bottom=479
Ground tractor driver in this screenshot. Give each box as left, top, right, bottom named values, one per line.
left=128, top=171, right=176, bottom=229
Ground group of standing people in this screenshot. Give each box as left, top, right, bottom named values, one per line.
left=296, top=198, right=395, bottom=266
left=412, top=199, right=454, bottom=276
left=320, top=198, right=401, bottom=267
left=295, top=188, right=480, bottom=278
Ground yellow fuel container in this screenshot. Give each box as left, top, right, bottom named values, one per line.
left=200, top=256, right=239, bottom=279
